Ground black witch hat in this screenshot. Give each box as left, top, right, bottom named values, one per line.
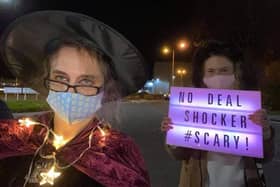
left=0, top=10, right=149, bottom=96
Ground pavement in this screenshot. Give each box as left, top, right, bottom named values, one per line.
left=268, top=115, right=280, bottom=123
left=263, top=117, right=280, bottom=187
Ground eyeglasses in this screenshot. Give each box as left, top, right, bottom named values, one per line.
left=44, top=79, right=102, bottom=96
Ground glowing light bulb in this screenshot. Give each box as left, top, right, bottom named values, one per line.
left=53, top=134, right=67, bottom=150
left=97, top=126, right=106, bottom=137
left=96, top=126, right=108, bottom=147
left=18, top=118, right=38, bottom=127
left=39, top=165, right=61, bottom=185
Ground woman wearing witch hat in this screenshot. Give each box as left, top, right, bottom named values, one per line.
left=0, top=11, right=150, bottom=187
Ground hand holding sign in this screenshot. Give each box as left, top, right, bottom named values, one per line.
left=161, top=117, right=173, bottom=132
left=249, top=109, right=271, bottom=140
left=249, top=109, right=268, bottom=126
left=166, top=87, right=264, bottom=158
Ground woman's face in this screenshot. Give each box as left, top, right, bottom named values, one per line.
left=202, top=55, right=239, bottom=89
left=203, top=55, right=234, bottom=78
left=49, top=46, right=104, bottom=92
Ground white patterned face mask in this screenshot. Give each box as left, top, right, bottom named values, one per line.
left=46, top=90, right=103, bottom=124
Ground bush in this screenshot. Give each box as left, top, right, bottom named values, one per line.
left=261, top=83, right=280, bottom=111
left=6, top=100, right=50, bottom=113
left=124, top=92, right=166, bottom=100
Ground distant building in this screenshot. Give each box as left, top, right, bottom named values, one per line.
left=142, top=60, right=192, bottom=94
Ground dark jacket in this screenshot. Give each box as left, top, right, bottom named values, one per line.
left=0, top=100, right=13, bottom=119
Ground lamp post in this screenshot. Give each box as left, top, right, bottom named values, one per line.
left=162, top=40, right=189, bottom=90
left=171, top=49, right=175, bottom=87
left=177, top=68, right=187, bottom=86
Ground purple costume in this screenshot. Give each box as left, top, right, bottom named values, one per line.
left=0, top=113, right=150, bottom=187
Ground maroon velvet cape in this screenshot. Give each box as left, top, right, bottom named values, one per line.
left=0, top=113, right=150, bottom=187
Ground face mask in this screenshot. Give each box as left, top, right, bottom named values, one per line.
left=46, top=90, right=103, bottom=124
left=203, top=74, right=235, bottom=89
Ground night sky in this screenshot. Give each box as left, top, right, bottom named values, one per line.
left=1, top=0, right=280, bottom=78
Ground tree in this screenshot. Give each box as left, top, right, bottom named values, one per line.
left=261, top=61, right=280, bottom=110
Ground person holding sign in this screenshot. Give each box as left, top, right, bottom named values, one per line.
left=161, top=40, right=274, bottom=187
left=0, top=11, right=150, bottom=187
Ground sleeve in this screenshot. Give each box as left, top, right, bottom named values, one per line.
left=67, top=132, right=151, bottom=187
left=261, top=125, right=275, bottom=162
left=164, top=133, right=200, bottom=161
left=0, top=120, right=38, bottom=159
left=165, top=144, right=191, bottom=161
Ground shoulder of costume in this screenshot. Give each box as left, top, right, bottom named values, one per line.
left=90, top=118, right=137, bottom=145
left=28, top=111, right=54, bottom=127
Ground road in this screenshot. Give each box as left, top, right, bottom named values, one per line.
left=118, top=100, right=180, bottom=187
left=263, top=119, right=280, bottom=187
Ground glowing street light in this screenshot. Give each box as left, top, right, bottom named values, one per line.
left=162, top=47, right=170, bottom=54
left=177, top=68, right=187, bottom=86
left=177, top=69, right=187, bottom=74
left=162, top=39, right=189, bottom=89
left=177, top=40, right=190, bottom=50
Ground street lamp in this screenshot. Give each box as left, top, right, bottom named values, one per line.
left=177, top=68, right=187, bottom=86
left=162, top=40, right=189, bottom=89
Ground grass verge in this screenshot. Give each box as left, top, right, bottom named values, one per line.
left=6, top=100, right=50, bottom=113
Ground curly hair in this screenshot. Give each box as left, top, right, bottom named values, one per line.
left=192, top=40, right=246, bottom=88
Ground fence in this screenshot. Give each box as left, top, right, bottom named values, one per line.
left=1, top=87, right=39, bottom=101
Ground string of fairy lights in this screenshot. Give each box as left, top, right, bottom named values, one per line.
left=18, top=117, right=108, bottom=186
